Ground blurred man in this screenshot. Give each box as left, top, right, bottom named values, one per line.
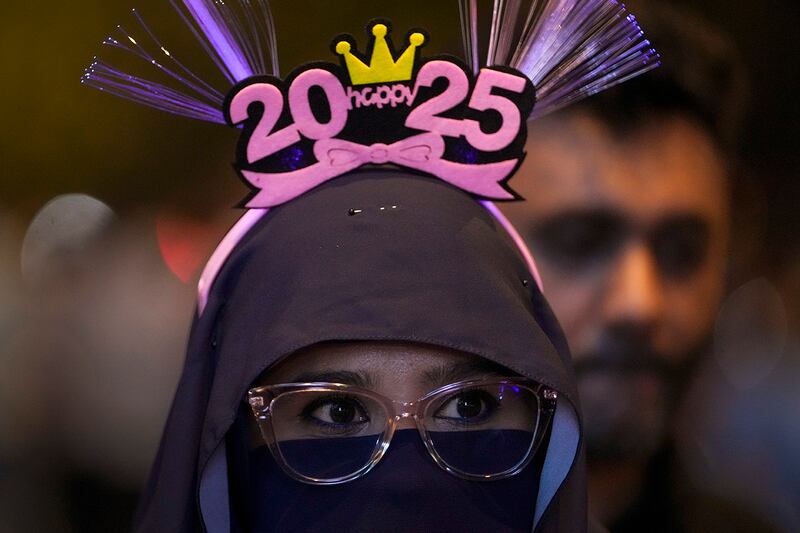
left=501, top=3, right=776, bottom=531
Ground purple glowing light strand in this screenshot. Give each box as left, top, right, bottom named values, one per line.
left=518, top=0, right=605, bottom=77
left=458, top=0, right=480, bottom=73
left=83, top=10, right=231, bottom=122
left=197, top=208, right=269, bottom=315
left=527, top=1, right=659, bottom=117
left=174, top=0, right=253, bottom=82
left=539, top=20, right=646, bottom=87
left=234, top=0, right=280, bottom=76
left=479, top=0, right=660, bottom=119
left=488, top=0, right=531, bottom=69
left=102, top=17, right=224, bottom=106
left=533, top=7, right=646, bottom=87
left=232, top=0, right=266, bottom=75
left=169, top=0, right=279, bottom=82
left=82, top=61, right=225, bottom=123
left=480, top=201, right=544, bottom=292
left=129, top=9, right=225, bottom=103
left=256, top=0, right=281, bottom=76
left=536, top=43, right=659, bottom=112
left=85, top=2, right=279, bottom=123
left=210, top=0, right=262, bottom=75
left=522, top=2, right=624, bottom=81
left=534, top=28, right=659, bottom=114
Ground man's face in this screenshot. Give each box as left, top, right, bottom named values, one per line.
left=502, top=112, right=730, bottom=461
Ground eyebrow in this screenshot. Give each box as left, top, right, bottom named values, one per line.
left=533, top=208, right=711, bottom=232
left=289, top=370, right=375, bottom=388
left=422, top=359, right=509, bottom=387
left=288, top=359, right=509, bottom=390
left=530, top=207, right=624, bottom=230
left=654, top=213, right=710, bottom=231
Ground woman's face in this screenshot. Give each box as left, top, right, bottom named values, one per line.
left=233, top=343, right=549, bottom=533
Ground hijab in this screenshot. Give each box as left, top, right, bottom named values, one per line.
left=132, top=169, right=586, bottom=532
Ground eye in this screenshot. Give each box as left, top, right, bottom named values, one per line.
left=302, top=395, right=370, bottom=428
left=435, top=390, right=499, bottom=424
left=531, top=212, right=625, bottom=271
left=650, top=218, right=710, bottom=279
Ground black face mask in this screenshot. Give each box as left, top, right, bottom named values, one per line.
left=227, top=411, right=547, bottom=533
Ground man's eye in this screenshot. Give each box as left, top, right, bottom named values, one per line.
left=532, top=214, right=625, bottom=269
left=435, top=391, right=498, bottom=424
left=650, top=220, right=710, bottom=279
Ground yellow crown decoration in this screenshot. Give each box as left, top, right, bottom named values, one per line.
left=336, top=23, right=425, bottom=86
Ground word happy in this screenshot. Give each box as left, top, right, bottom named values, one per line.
left=346, top=83, right=416, bottom=109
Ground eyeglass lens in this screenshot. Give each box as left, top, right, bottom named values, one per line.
left=268, top=383, right=541, bottom=480
left=424, top=383, right=539, bottom=476
left=270, top=390, right=386, bottom=479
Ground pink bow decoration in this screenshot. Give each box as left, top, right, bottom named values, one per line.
left=240, top=132, right=517, bottom=207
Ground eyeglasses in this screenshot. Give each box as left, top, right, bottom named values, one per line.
left=247, top=378, right=558, bottom=485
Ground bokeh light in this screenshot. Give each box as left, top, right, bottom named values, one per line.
left=714, top=278, right=788, bottom=390
left=20, top=193, right=116, bottom=284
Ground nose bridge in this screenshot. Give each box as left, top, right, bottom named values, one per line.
left=605, top=239, right=664, bottom=328
left=393, top=400, right=419, bottom=430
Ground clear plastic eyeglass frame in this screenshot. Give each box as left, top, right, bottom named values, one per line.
left=247, top=377, right=558, bottom=485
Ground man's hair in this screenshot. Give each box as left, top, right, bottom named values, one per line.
left=572, top=1, right=749, bottom=153
left=567, top=1, right=758, bottom=279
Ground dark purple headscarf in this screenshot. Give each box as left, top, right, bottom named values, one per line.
left=132, top=170, right=586, bottom=532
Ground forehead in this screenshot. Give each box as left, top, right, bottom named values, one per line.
left=512, top=112, right=729, bottom=223
left=260, top=342, right=504, bottom=386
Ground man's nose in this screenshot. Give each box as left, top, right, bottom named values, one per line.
left=604, top=242, right=664, bottom=331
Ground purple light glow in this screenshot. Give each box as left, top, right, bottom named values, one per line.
left=176, top=0, right=253, bottom=82
left=84, top=1, right=279, bottom=123
left=480, top=200, right=544, bottom=292
left=451, top=138, right=480, bottom=165
left=279, top=146, right=308, bottom=171
left=461, top=0, right=660, bottom=119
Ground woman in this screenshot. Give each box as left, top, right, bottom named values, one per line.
left=81, top=0, right=659, bottom=528
left=132, top=170, right=586, bottom=532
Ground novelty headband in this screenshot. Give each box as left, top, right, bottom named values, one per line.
left=83, top=0, right=659, bottom=313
